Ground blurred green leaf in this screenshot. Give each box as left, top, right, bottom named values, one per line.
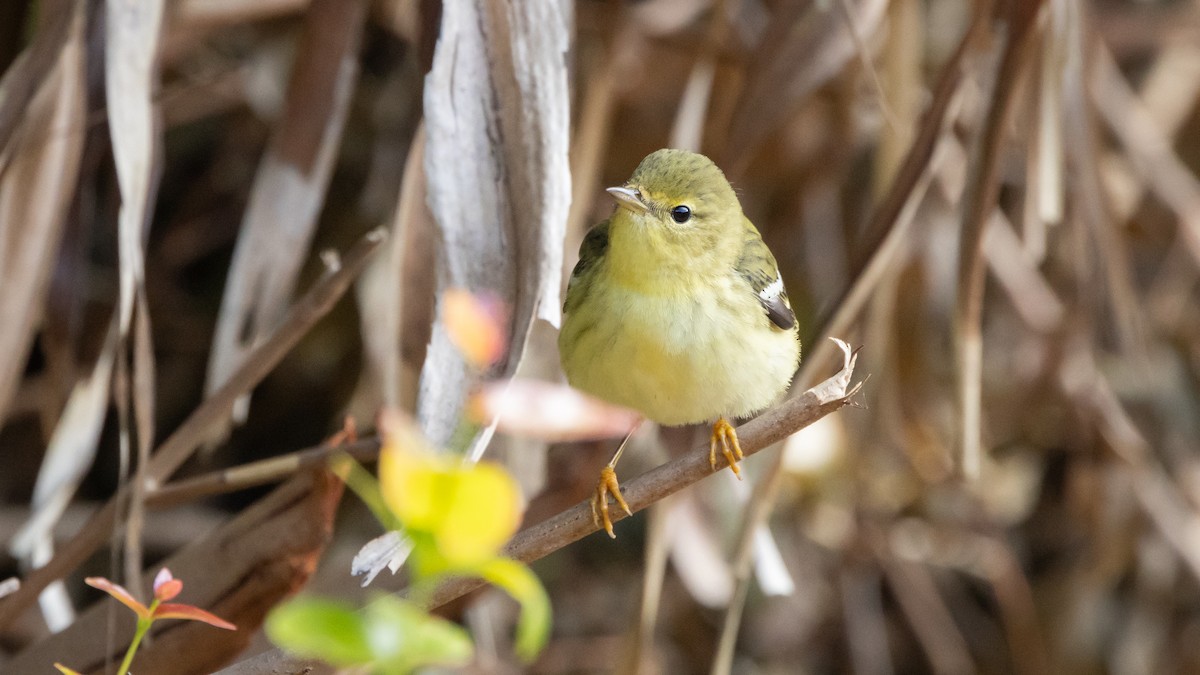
left=477, top=557, right=551, bottom=662
left=266, top=597, right=373, bottom=667
left=365, top=595, right=473, bottom=673
left=268, top=595, right=474, bottom=674
left=333, top=453, right=403, bottom=532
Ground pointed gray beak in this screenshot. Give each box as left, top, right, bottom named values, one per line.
left=606, top=186, right=649, bottom=213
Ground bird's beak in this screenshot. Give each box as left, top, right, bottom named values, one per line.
left=606, top=186, right=649, bottom=214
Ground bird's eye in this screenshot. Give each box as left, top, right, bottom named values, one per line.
left=670, top=205, right=691, bottom=223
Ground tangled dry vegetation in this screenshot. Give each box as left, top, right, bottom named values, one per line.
left=2, top=0, right=1200, bottom=673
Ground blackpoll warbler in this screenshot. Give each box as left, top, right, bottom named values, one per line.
left=559, top=149, right=801, bottom=537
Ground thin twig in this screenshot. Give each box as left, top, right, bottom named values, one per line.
left=147, top=437, right=382, bottom=509
left=711, top=444, right=787, bottom=675
left=849, top=0, right=993, bottom=274
left=384, top=367, right=860, bottom=601
left=954, top=0, right=1044, bottom=479
left=1092, top=41, right=1200, bottom=270
left=876, top=550, right=975, bottom=674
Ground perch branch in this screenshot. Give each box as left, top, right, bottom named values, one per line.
left=390, top=341, right=861, bottom=601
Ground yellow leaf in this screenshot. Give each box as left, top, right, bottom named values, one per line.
left=436, top=463, right=523, bottom=565
left=375, top=411, right=524, bottom=568
left=378, top=445, right=442, bottom=531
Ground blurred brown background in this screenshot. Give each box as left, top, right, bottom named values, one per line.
left=3, top=0, right=1200, bottom=673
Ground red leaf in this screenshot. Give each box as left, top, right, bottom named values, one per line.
left=153, top=603, right=237, bottom=630
left=85, top=577, right=150, bottom=619
left=155, top=579, right=183, bottom=602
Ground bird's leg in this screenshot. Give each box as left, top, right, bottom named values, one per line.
left=710, top=417, right=744, bottom=479
left=592, top=421, right=642, bottom=538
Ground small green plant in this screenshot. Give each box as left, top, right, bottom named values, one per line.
left=266, top=290, right=550, bottom=674
left=265, top=415, right=551, bottom=673
left=55, top=568, right=236, bottom=675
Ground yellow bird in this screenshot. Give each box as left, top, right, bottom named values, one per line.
left=559, top=149, right=801, bottom=537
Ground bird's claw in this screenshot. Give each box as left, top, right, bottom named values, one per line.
left=710, top=418, right=744, bottom=479
left=591, top=465, right=632, bottom=538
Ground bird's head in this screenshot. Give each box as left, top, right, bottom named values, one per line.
left=606, top=149, right=743, bottom=267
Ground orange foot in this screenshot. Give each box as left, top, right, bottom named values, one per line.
left=591, top=465, right=632, bottom=538
left=709, top=417, right=744, bottom=479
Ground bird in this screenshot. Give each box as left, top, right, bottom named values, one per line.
left=558, top=148, right=801, bottom=537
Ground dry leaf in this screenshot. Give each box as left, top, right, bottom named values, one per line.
left=468, top=379, right=640, bottom=443
left=0, top=0, right=74, bottom=163
left=205, top=0, right=367, bottom=425
left=417, top=0, right=571, bottom=446
left=357, top=124, right=428, bottom=410
left=8, top=323, right=118, bottom=562
left=106, top=0, right=164, bottom=334
left=0, top=3, right=86, bottom=427
left=0, top=4, right=88, bottom=633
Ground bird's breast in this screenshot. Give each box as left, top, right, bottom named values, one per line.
left=559, top=273, right=799, bottom=425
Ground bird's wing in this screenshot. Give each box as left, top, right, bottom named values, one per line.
left=736, top=217, right=796, bottom=331
left=563, top=218, right=610, bottom=314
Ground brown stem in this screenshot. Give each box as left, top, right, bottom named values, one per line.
left=385, top=382, right=858, bottom=600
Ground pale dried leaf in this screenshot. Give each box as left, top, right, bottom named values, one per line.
left=9, top=321, right=118, bottom=560
left=175, top=0, right=309, bottom=27
left=107, top=0, right=166, bottom=599
left=358, top=125, right=426, bottom=409
left=468, top=379, right=640, bottom=443
left=106, top=0, right=164, bottom=334
left=350, top=531, right=413, bottom=587
left=0, top=0, right=73, bottom=164
left=631, top=0, right=711, bottom=36
left=206, top=0, right=367, bottom=424
left=34, top=540, right=76, bottom=632
left=418, top=0, right=572, bottom=446
left=666, top=495, right=734, bottom=608
left=983, top=212, right=1065, bottom=333
left=807, top=338, right=861, bottom=404
left=669, top=58, right=715, bottom=151
left=1036, top=0, right=1067, bottom=227
left=753, top=525, right=796, bottom=597
left=125, top=286, right=158, bottom=596
left=1093, top=43, right=1200, bottom=271
left=0, top=4, right=87, bottom=427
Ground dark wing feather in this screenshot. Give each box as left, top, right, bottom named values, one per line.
left=735, top=218, right=796, bottom=331
left=563, top=219, right=610, bottom=314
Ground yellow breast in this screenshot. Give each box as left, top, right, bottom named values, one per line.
left=558, top=274, right=799, bottom=425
